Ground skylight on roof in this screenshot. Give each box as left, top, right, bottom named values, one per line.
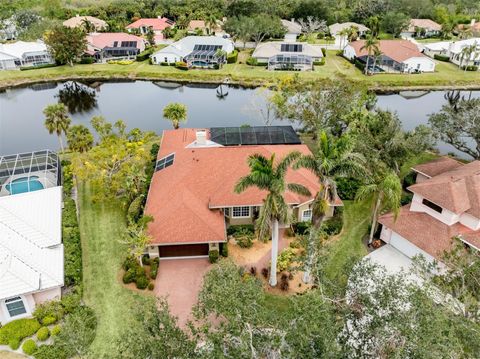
left=155, top=153, right=175, bottom=172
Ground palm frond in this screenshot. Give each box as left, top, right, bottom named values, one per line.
left=276, top=150, right=302, bottom=177
left=287, top=183, right=311, bottom=197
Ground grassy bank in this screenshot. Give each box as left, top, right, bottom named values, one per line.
left=78, top=183, right=151, bottom=358
left=1, top=51, right=480, bottom=90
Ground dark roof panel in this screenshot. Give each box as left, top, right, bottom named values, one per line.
left=210, top=126, right=301, bottom=146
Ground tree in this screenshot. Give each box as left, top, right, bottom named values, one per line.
left=365, top=15, right=380, bottom=37
left=295, top=131, right=366, bottom=282
left=146, top=27, right=155, bottom=46
left=346, top=25, right=359, bottom=42
left=225, top=15, right=285, bottom=47
left=428, top=98, right=480, bottom=159
left=43, top=103, right=71, bottom=152
left=355, top=170, right=402, bottom=244
left=297, top=17, right=327, bottom=35
left=121, top=216, right=153, bottom=266
left=44, top=25, right=87, bottom=66
left=380, top=11, right=410, bottom=37
left=360, top=34, right=379, bottom=75
left=205, top=13, right=218, bottom=34
left=56, top=82, right=97, bottom=114
left=163, top=102, right=187, bottom=129
left=67, top=125, right=94, bottom=153
left=81, top=18, right=95, bottom=33
left=234, top=152, right=310, bottom=286
left=460, top=43, right=477, bottom=71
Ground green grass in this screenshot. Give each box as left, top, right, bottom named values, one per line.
left=78, top=183, right=151, bottom=358
left=1, top=50, right=479, bottom=90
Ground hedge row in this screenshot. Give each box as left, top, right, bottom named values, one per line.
left=433, top=54, right=450, bottom=62
left=227, top=50, right=238, bottom=63
left=0, top=318, right=41, bottom=348
left=136, top=47, right=155, bottom=62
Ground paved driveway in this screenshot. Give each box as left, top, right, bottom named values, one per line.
left=154, top=258, right=211, bottom=327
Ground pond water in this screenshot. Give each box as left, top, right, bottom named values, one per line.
left=0, top=80, right=478, bottom=157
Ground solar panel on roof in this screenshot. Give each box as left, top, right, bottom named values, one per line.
left=280, top=44, right=303, bottom=52
left=209, top=126, right=301, bottom=146
left=155, top=153, right=175, bottom=172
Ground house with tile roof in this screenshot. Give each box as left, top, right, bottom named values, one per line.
left=126, top=17, right=174, bottom=36
left=144, top=127, right=341, bottom=259
left=343, top=39, right=436, bottom=73
left=401, top=19, right=442, bottom=38
left=0, top=150, right=63, bottom=325
left=63, top=15, right=108, bottom=31
left=370, top=157, right=480, bottom=275
left=86, top=32, right=146, bottom=62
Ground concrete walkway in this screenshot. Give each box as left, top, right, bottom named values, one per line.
left=154, top=258, right=211, bottom=327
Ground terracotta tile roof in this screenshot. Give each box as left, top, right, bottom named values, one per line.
left=408, top=161, right=480, bottom=216
left=406, top=19, right=442, bottom=33
left=63, top=15, right=107, bottom=31
left=188, top=20, right=206, bottom=31
left=349, top=39, right=426, bottom=63
left=412, top=156, right=463, bottom=178
left=126, top=17, right=174, bottom=31
left=144, top=128, right=340, bottom=245
left=86, top=32, right=145, bottom=50
left=379, top=205, right=479, bottom=259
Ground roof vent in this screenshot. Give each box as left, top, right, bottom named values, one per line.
left=196, top=130, right=207, bottom=145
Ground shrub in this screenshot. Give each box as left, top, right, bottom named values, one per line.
left=261, top=267, right=269, bottom=279
left=33, top=344, right=68, bottom=359
left=160, top=61, right=169, bottom=66
left=175, top=61, right=188, bottom=70
left=313, top=58, right=325, bottom=66
left=461, top=65, right=478, bottom=71
left=354, top=59, right=365, bottom=71
left=434, top=54, right=450, bottom=62
left=80, top=56, right=95, bottom=64
left=136, top=48, right=154, bottom=61
left=0, top=318, right=41, bottom=345
left=51, top=325, right=61, bottom=336
left=20, top=63, right=57, bottom=71
left=127, top=195, right=144, bottom=224
left=292, top=221, right=310, bottom=235
left=107, top=59, right=134, bottom=65
left=123, top=268, right=136, bottom=284
left=41, top=316, right=57, bottom=326
left=235, top=228, right=254, bottom=248
left=250, top=266, right=257, bottom=276
left=321, top=216, right=343, bottom=236
left=136, top=275, right=149, bottom=289
left=9, top=338, right=20, bottom=350
left=142, top=254, right=151, bottom=265
left=226, top=224, right=254, bottom=236
left=148, top=282, right=155, bottom=290
left=209, top=249, right=219, bottom=263
left=321, top=47, right=327, bottom=57
left=22, top=339, right=37, bottom=355
left=221, top=242, right=228, bottom=257
left=150, top=257, right=159, bottom=279
left=246, top=57, right=258, bottom=66
left=277, top=248, right=296, bottom=272
left=34, top=300, right=64, bottom=323
left=401, top=191, right=413, bottom=205
left=37, top=327, right=50, bottom=341
left=123, top=255, right=139, bottom=271
left=336, top=177, right=362, bottom=200
left=61, top=290, right=82, bottom=314
left=227, top=50, right=238, bottom=63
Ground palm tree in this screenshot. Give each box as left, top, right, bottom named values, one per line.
left=361, top=35, right=379, bottom=75
left=67, top=124, right=94, bottom=153
left=295, top=131, right=366, bottom=282
left=338, top=28, right=349, bottom=49
left=81, top=18, right=96, bottom=33
left=235, top=152, right=311, bottom=287
left=347, top=26, right=359, bottom=43
left=162, top=103, right=187, bottom=129
left=355, top=171, right=402, bottom=245
left=460, top=44, right=477, bottom=71
left=371, top=48, right=383, bottom=74
left=43, top=103, right=71, bottom=152
left=205, top=14, right=218, bottom=35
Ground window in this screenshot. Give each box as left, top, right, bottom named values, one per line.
left=232, top=206, right=250, bottom=218
left=224, top=207, right=230, bottom=217
left=422, top=198, right=443, bottom=213
left=302, top=209, right=312, bottom=222
left=5, top=297, right=27, bottom=317
left=155, top=153, right=175, bottom=172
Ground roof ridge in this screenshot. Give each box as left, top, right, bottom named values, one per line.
left=0, top=243, right=41, bottom=291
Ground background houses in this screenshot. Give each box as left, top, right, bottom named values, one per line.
left=401, top=19, right=442, bottom=38
left=0, top=41, right=54, bottom=70
left=86, top=32, right=146, bottom=62
left=63, top=15, right=108, bottom=31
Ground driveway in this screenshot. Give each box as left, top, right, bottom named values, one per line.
left=154, top=258, right=211, bottom=327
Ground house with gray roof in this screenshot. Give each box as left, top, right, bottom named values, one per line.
left=252, top=42, right=323, bottom=71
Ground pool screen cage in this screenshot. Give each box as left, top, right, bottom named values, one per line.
left=0, top=150, right=61, bottom=197
left=268, top=54, right=313, bottom=71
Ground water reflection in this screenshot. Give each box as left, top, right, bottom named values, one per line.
left=56, top=82, right=98, bottom=114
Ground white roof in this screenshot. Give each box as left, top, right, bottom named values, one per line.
left=423, top=41, right=451, bottom=52
left=153, top=36, right=234, bottom=58
left=0, top=186, right=64, bottom=299
left=449, top=38, right=480, bottom=55
left=281, top=19, right=302, bottom=34
left=0, top=41, right=48, bottom=59
left=329, top=22, right=369, bottom=35
left=252, top=42, right=324, bottom=58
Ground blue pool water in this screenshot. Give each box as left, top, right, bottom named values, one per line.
left=5, top=176, right=44, bottom=195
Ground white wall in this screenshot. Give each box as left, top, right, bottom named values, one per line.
left=152, top=52, right=181, bottom=64
left=410, top=193, right=458, bottom=225
left=402, top=57, right=436, bottom=72
left=0, top=58, right=17, bottom=70
left=389, top=231, right=436, bottom=263
left=459, top=212, right=480, bottom=231
left=343, top=45, right=356, bottom=60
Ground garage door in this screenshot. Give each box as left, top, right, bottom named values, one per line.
left=159, top=244, right=209, bottom=258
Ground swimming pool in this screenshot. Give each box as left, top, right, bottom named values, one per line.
left=5, top=176, right=44, bottom=195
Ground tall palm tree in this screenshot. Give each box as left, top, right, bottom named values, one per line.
left=162, top=103, right=187, bottom=129
left=355, top=171, right=402, bottom=245
left=295, top=131, right=366, bottom=282
left=361, top=35, right=379, bottom=75
left=235, top=152, right=311, bottom=287
left=460, top=44, right=478, bottom=71
left=205, top=14, right=218, bottom=35
left=43, top=103, right=71, bottom=152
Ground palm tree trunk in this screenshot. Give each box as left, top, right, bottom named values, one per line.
left=369, top=196, right=381, bottom=244
left=58, top=135, right=64, bottom=152
left=269, top=219, right=279, bottom=287
left=365, top=56, right=370, bottom=75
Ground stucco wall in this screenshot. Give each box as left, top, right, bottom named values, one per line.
left=152, top=52, right=182, bottom=64
left=389, top=230, right=436, bottom=263
left=403, top=57, right=436, bottom=72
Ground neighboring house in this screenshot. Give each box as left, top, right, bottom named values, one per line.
left=401, top=19, right=442, bottom=38
left=144, top=126, right=342, bottom=259
left=188, top=20, right=207, bottom=34
left=344, top=39, right=436, bottom=73
left=85, top=32, right=146, bottom=62
left=329, top=22, right=369, bottom=48
left=422, top=41, right=450, bottom=58
left=0, top=150, right=64, bottom=325
left=0, top=18, right=17, bottom=41
left=63, top=15, right=108, bottom=31
left=151, top=36, right=234, bottom=68
left=126, top=17, right=174, bottom=35
left=281, top=19, right=302, bottom=42
left=0, top=41, right=54, bottom=70
left=252, top=42, right=323, bottom=71
left=448, top=38, right=480, bottom=69
left=370, top=157, right=480, bottom=274
left=457, top=19, right=480, bottom=37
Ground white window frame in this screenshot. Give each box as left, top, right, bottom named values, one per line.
left=232, top=206, right=250, bottom=218
left=301, top=209, right=312, bottom=222
left=2, top=295, right=30, bottom=320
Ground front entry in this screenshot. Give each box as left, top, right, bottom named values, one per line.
left=159, top=243, right=209, bottom=258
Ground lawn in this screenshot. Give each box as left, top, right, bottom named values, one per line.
left=1, top=50, right=479, bottom=90
left=78, top=183, right=151, bottom=358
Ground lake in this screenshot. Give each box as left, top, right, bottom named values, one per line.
left=0, top=80, right=478, bottom=156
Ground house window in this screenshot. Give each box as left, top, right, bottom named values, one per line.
left=224, top=208, right=230, bottom=217
left=302, top=209, right=312, bottom=221
left=5, top=297, right=27, bottom=317
left=422, top=198, right=443, bottom=213
left=232, top=206, right=250, bottom=218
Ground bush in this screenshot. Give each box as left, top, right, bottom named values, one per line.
left=136, top=275, right=150, bottom=289
left=148, top=282, right=155, bottom=290
left=107, top=59, right=134, bottom=65
left=313, top=58, right=325, bottom=66
left=41, top=316, right=57, bottom=326
left=227, top=50, right=238, bottom=63
left=123, top=268, right=136, bottom=284
left=80, top=56, right=95, bottom=64
left=22, top=339, right=37, bottom=355
left=235, top=228, right=255, bottom=248
left=261, top=267, right=269, bottom=278
left=292, top=221, right=310, bottom=235
left=227, top=224, right=254, bottom=236
left=37, top=326, right=50, bottom=341
left=246, top=57, right=258, bottom=66
left=0, top=318, right=41, bottom=345
left=175, top=61, right=188, bottom=70
left=33, top=344, right=68, bottom=359
left=276, top=248, right=296, bottom=272
left=461, top=65, right=478, bottom=71
left=20, top=63, right=57, bottom=71
left=60, top=290, right=82, bottom=314
left=209, top=249, right=219, bottom=263
left=136, top=48, right=154, bottom=62
left=127, top=195, right=144, bottom=224
left=249, top=266, right=257, bottom=276
left=280, top=278, right=290, bottom=291
left=150, top=257, right=159, bottom=279
left=160, top=61, right=169, bottom=66
left=321, top=47, right=327, bottom=57
left=221, top=242, right=228, bottom=257
left=434, top=54, right=450, bottom=62
left=51, top=325, right=61, bottom=336
left=354, top=59, right=365, bottom=71
left=142, top=254, right=151, bottom=265
left=401, top=191, right=413, bottom=205
left=34, top=300, right=64, bottom=323
left=9, top=337, right=20, bottom=350
left=321, top=216, right=343, bottom=236
left=336, top=177, right=362, bottom=200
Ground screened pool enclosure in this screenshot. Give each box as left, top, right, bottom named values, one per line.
left=0, top=150, right=61, bottom=197
left=267, top=54, right=313, bottom=71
